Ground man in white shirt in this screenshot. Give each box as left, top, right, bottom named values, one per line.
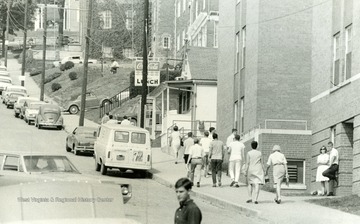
left=228, top=134, right=245, bottom=187
left=187, top=138, right=205, bottom=187
left=121, top=116, right=131, bottom=125
left=226, top=128, right=237, bottom=176
left=110, top=59, right=120, bottom=74
left=322, top=141, right=339, bottom=196
left=199, top=131, right=212, bottom=177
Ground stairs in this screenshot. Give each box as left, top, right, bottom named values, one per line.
left=99, top=87, right=130, bottom=118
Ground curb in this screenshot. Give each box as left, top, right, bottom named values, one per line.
left=148, top=170, right=268, bottom=221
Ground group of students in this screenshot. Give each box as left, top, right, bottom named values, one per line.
left=169, top=127, right=291, bottom=205
left=101, top=113, right=132, bottom=125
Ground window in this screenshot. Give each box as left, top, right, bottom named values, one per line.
left=331, top=126, right=336, bottom=145
left=201, top=26, right=207, bottom=47
left=332, top=33, right=340, bottom=86
left=234, top=101, right=238, bottom=130
left=123, top=48, right=134, bottom=58
left=240, top=97, right=244, bottom=132
left=183, top=0, right=186, bottom=12
left=235, top=32, right=240, bottom=72
left=3, top=156, right=19, bottom=171
left=114, top=131, right=129, bottom=143
left=345, top=25, right=352, bottom=80
left=177, top=34, right=180, bottom=51
left=101, top=10, right=112, bottom=29
left=195, top=0, right=199, bottom=18
left=131, top=132, right=146, bottom=144
left=214, top=21, right=218, bottom=47
left=180, top=91, right=191, bottom=113
left=182, top=29, right=186, bottom=46
left=203, top=0, right=206, bottom=10
left=163, top=36, right=171, bottom=49
left=125, top=10, right=133, bottom=30
left=177, top=1, right=181, bottom=17
left=287, top=159, right=305, bottom=184
left=241, top=26, right=246, bottom=69
left=0, top=155, right=3, bottom=169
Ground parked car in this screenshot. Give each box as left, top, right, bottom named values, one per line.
left=5, top=92, right=27, bottom=109
left=24, top=101, right=48, bottom=125
left=14, top=96, right=38, bottom=118
left=0, top=76, right=12, bottom=94
left=0, top=152, right=132, bottom=204
left=53, top=55, right=97, bottom=67
left=66, top=126, right=98, bottom=155
left=19, top=97, right=39, bottom=119
left=94, top=124, right=152, bottom=177
left=0, top=65, right=10, bottom=77
left=1, top=85, right=27, bottom=103
left=64, top=92, right=111, bottom=114
left=34, top=104, right=63, bottom=130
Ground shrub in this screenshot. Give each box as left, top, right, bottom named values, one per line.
left=64, top=61, right=75, bottom=70
left=68, top=71, right=77, bottom=80
left=51, top=83, right=62, bottom=92
left=59, top=63, right=66, bottom=71
left=45, top=72, right=62, bottom=84
left=29, top=70, right=41, bottom=76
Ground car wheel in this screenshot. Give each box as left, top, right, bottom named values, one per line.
left=20, top=114, right=23, bottom=119
left=65, top=141, right=71, bottom=152
left=95, top=157, right=101, bottom=171
left=14, top=113, right=19, bottom=118
left=100, top=162, right=107, bottom=175
left=137, top=170, right=147, bottom=178
left=27, top=120, right=31, bottom=125
left=38, top=124, right=42, bottom=129
left=69, top=105, right=79, bottom=114
left=57, top=126, right=62, bottom=130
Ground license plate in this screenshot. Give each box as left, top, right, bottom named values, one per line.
left=133, top=151, right=143, bottom=162
left=116, top=155, right=125, bottom=160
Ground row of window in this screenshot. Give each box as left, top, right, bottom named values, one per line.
left=177, top=0, right=207, bottom=18
left=99, top=10, right=133, bottom=30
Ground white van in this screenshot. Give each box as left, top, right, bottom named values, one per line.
left=94, top=123, right=152, bottom=176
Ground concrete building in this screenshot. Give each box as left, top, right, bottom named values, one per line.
left=217, top=0, right=313, bottom=190
left=311, top=0, right=359, bottom=196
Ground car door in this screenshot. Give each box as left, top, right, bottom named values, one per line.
left=86, top=94, right=99, bottom=108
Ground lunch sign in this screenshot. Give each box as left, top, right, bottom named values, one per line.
left=135, top=60, right=160, bottom=86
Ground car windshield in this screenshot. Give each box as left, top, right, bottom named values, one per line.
left=77, top=129, right=97, bottom=138
left=23, top=155, right=80, bottom=173
left=29, top=103, right=44, bottom=109
left=0, top=78, right=11, bottom=83
left=10, top=93, right=24, bottom=98
left=8, top=88, right=26, bottom=93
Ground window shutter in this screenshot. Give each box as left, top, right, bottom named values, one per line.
left=346, top=52, right=352, bottom=80
left=334, top=59, right=340, bottom=85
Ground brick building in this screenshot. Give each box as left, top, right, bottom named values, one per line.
left=311, top=0, right=359, bottom=196
left=217, top=0, right=313, bottom=190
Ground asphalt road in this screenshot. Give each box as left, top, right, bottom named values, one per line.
left=0, top=58, right=261, bottom=223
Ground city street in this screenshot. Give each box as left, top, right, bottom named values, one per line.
left=0, top=59, right=260, bottom=223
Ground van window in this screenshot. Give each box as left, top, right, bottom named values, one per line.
left=114, top=131, right=129, bottom=143
left=131, top=132, right=146, bottom=144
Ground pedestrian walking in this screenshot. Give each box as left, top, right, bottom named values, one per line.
left=101, top=112, right=110, bottom=124
left=110, top=59, right=119, bottom=74
left=183, top=132, right=195, bottom=175
left=226, top=128, right=237, bottom=177
left=206, top=127, right=216, bottom=175
left=265, top=145, right=289, bottom=204
left=174, top=178, right=202, bottom=224
left=209, top=133, right=226, bottom=187
left=187, top=138, right=204, bottom=187
left=228, top=134, right=245, bottom=188
left=199, top=131, right=212, bottom=177
left=322, top=141, right=339, bottom=196
left=244, top=141, right=265, bottom=204
left=120, top=116, right=131, bottom=125
left=315, top=146, right=330, bottom=196
left=106, top=114, right=119, bottom=124
left=169, top=126, right=182, bottom=164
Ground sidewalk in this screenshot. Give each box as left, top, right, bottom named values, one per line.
left=12, top=57, right=360, bottom=224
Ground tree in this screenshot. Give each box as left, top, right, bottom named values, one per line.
left=0, top=0, right=37, bottom=57
left=90, top=0, right=149, bottom=59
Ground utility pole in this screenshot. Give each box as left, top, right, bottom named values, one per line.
left=140, top=0, right=149, bottom=128
left=4, top=0, right=12, bottom=67
left=79, top=0, right=93, bottom=126
left=40, top=1, right=47, bottom=101
left=21, top=0, right=29, bottom=87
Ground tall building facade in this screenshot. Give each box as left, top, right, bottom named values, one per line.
left=311, top=0, right=359, bottom=196
left=217, top=0, right=313, bottom=189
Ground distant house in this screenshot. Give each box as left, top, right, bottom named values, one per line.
left=147, top=46, right=217, bottom=153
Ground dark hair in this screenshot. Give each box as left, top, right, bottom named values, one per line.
left=204, top=131, right=209, bottom=137
left=320, top=146, right=327, bottom=153
left=234, top=134, right=240, bottom=141
left=173, top=126, right=179, bottom=131
left=194, top=138, right=199, bottom=144
left=123, top=116, right=128, bottom=119
left=328, top=141, right=333, bottom=147
left=109, top=114, right=113, bottom=119
left=251, top=141, right=258, bottom=149
left=209, top=127, right=215, bottom=133
left=188, top=132, right=193, bottom=137
left=232, top=128, right=237, bottom=133
left=212, top=133, right=218, bottom=139
left=175, top=178, right=193, bottom=190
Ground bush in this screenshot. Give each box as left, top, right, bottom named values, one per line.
left=64, top=61, right=75, bottom=70
left=59, top=63, right=66, bottom=71
left=29, top=70, right=41, bottom=76
left=45, top=72, right=62, bottom=84
left=51, top=83, right=62, bottom=92
left=68, top=71, right=77, bottom=80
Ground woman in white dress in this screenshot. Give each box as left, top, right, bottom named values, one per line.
left=169, top=126, right=181, bottom=164
left=316, top=146, right=330, bottom=195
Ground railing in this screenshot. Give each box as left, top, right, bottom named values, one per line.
left=99, top=87, right=130, bottom=118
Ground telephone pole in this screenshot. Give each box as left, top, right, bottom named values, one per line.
left=40, top=1, right=47, bottom=101
left=140, top=0, right=149, bottom=128
left=79, top=0, right=93, bottom=126
left=20, top=0, right=29, bottom=87
left=4, top=0, right=12, bottom=67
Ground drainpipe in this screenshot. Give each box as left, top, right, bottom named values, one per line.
left=191, top=82, right=197, bottom=135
